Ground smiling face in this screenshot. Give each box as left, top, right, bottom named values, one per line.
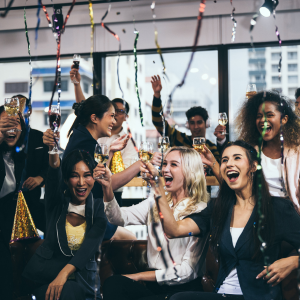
left=113, top=102, right=127, bottom=130
left=256, top=102, right=288, bottom=142
left=188, top=115, right=206, bottom=138
left=66, top=160, right=95, bottom=205
left=162, top=150, right=185, bottom=194
left=0, top=111, right=22, bottom=147
left=93, top=105, right=116, bottom=138
left=220, top=146, right=255, bottom=193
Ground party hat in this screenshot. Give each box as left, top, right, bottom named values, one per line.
left=109, top=151, right=125, bottom=174
left=10, top=191, right=40, bottom=243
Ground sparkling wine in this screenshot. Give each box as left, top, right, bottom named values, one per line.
left=218, top=119, right=228, bottom=126
left=49, top=113, right=61, bottom=131
left=246, top=91, right=257, bottom=99
left=158, top=142, right=170, bottom=152
left=94, top=153, right=109, bottom=164
left=193, top=144, right=204, bottom=153
left=73, top=60, right=80, bottom=69
left=5, top=105, right=18, bottom=116
left=139, top=151, right=153, bottom=163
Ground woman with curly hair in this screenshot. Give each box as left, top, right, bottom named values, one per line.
left=235, top=91, right=300, bottom=208
left=102, top=146, right=208, bottom=300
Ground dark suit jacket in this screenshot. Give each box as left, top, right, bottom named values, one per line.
left=188, top=197, right=300, bottom=300
left=63, top=124, right=117, bottom=240
left=23, top=167, right=107, bottom=298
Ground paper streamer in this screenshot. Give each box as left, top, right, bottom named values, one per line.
left=133, top=31, right=144, bottom=126
left=151, top=2, right=168, bottom=79
left=230, top=0, right=237, bottom=42
left=100, top=6, right=124, bottom=99
left=166, top=0, right=206, bottom=116
left=88, top=0, right=95, bottom=58
left=0, top=0, right=15, bottom=18
left=35, top=0, right=42, bottom=48
left=61, top=0, right=76, bottom=33
left=126, top=122, right=138, bottom=153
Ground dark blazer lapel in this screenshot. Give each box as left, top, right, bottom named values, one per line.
left=56, top=201, right=73, bottom=256
left=220, top=203, right=236, bottom=257
left=234, top=205, right=257, bottom=252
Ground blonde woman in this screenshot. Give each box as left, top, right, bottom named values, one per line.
left=97, top=146, right=208, bottom=300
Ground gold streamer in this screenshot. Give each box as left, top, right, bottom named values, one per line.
left=88, top=0, right=94, bottom=58
left=10, top=191, right=40, bottom=243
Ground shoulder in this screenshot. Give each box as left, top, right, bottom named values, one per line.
left=205, top=139, right=217, bottom=150
left=285, top=145, right=300, bottom=157
left=272, top=197, right=297, bottom=213
left=29, top=128, right=43, bottom=137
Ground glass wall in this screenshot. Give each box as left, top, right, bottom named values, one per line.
left=106, top=50, right=219, bottom=151
left=0, top=56, right=93, bottom=149
left=229, top=45, right=300, bottom=139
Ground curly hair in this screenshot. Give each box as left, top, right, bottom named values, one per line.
left=235, top=91, right=300, bottom=150
left=185, top=106, right=209, bottom=122
left=150, top=146, right=209, bottom=223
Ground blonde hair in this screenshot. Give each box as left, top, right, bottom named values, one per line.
left=151, top=146, right=208, bottom=222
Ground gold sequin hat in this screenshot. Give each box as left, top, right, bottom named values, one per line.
left=10, top=191, right=40, bottom=243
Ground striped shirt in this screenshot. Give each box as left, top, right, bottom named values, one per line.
left=152, top=96, right=220, bottom=162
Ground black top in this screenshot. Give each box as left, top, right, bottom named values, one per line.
left=23, top=166, right=107, bottom=298
left=187, top=197, right=300, bottom=300
left=63, top=124, right=117, bottom=240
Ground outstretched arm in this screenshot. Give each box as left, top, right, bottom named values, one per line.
left=70, top=65, right=86, bottom=103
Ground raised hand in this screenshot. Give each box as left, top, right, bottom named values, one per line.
left=214, top=124, right=226, bottom=142
left=70, top=66, right=81, bottom=85
left=150, top=152, right=162, bottom=167
left=151, top=75, right=162, bottom=98
left=93, top=163, right=112, bottom=188
left=110, top=134, right=130, bottom=153
left=43, top=129, right=60, bottom=149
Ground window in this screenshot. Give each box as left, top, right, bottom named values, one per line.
left=288, top=52, right=298, bottom=60
left=288, top=76, right=298, bottom=83
left=44, top=79, right=68, bottom=92
left=288, top=87, right=297, bottom=96
left=272, top=76, right=281, bottom=84
left=126, top=56, right=130, bottom=65
left=83, top=82, right=89, bottom=94
left=126, top=78, right=130, bottom=90
left=107, top=59, right=111, bottom=72
left=139, top=64, right=142, bottom=72
left=272, top=64, right=278, bottom=72
left=5, top=82, right=28, bottom=93
left=249, top=62, right=265, bottom=70
left=271, top=53, right=281, bottom=60
left=288, top=64, right=298, bottom=72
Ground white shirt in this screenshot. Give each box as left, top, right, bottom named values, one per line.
left=0, top=152, right=16, bottom=198
left=218, top=227, right=244, bottom=295
left=98, top=127, right=138, bottom=169
left=104, top=194, right=207, bottom=285
left=261, top=152, right=287, bottom=198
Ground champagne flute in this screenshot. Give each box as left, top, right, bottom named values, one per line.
left=139, top=142, right=152, bottom=179
left=218, top=112, right=228, bottom=135
left=48, top=105, right=62, bottom=155
left=158, top=137, right=170, bottom=153
left=72, top=54, right=80, bottom=84
left=4, top=98, right=20, bottom=133
left=193, top=137, right=206, bottom=153
left=94, top=143, right=109, bottom=179
left=246, top=84, right=257, bottom=99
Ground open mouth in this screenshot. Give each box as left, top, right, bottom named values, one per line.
left=75, top=188, right=87, bottom=197
left=261, top=124, right=271, bottom=134
left=5, top=134, right=17, bottom=143
left=164, top=175, right=173, bottom=187
left=226, top=170, right=240, bottom=182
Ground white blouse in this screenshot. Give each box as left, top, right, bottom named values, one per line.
left=218, top=227, right=244, bottom=295
left=0, top=152, right=16, bottom=198
left=104, top=194, right=207, bottom=285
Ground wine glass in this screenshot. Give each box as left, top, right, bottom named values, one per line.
left=218, top=112, right=228, bottom=135
left=246, top=84, right=257, bottom=99
left=158, top=136, right=170, bottom=153
left=4, top=97, right=20, bottom=133
left=193, top=137, right=206, bottom=153
left=139, top=142, right=151, bottom=179
left=94, top=143, right=109, bottom=179
left=72, top=54, right=80, bottom=84
left=48, top=105, right=62, bottom=155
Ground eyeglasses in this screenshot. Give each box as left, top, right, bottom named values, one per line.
left=115, top=109, right=127, bottom=115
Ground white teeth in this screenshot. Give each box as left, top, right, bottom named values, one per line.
left=227, top=171, right=239, bottom=175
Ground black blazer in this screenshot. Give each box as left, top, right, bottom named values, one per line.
left=188, top=197, right=300, bottom=300
left=23, top=166, right=107, bottom=297
left=63, top=124, right=117, bottom=240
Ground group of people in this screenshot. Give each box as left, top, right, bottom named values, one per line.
left=0, top=63, right=299, bottom=300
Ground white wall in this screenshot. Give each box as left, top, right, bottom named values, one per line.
left=0, top=0, right=300, bottom=59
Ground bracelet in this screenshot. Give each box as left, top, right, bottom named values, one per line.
left=212, top=160, right=217, bottom=169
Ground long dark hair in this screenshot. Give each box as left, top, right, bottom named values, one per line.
left=210, top=140, right=274, bottom=259
left=235, top=91, right=300, bottom=149
left=61, top=149, right=95, bottom=181
left=68, top=95, right=113, bottom=137
left=0, top=105, right=26, bottom=160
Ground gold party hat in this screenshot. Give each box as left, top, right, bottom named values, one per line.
left=109, top=151, right=125, bottom=174
left=10, top=191, right=40, bottom=243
